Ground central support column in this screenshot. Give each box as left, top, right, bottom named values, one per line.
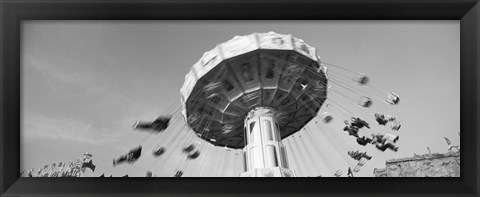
left=240, top=107, right=296, bottom=177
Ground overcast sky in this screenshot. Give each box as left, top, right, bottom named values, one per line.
left=21, top=21, right=459, bottom=177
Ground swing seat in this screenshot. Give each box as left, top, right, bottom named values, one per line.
left=187, top=151, right=200, bottom=159
left=322, top=115, right=333, bottom=123
left=386, top=92, right=400, bottom=105
left=174, top=170, right=183, bottom=177
left=359, top=97, right=373, bottom=107
left=357, top=75, right=369, bottom=85
left=153, top=147, right=166, bottom=157
left=183, top=144, right=195, bottom=153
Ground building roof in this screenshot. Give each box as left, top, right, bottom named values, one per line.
left=385, top=151, right=460, bottom=164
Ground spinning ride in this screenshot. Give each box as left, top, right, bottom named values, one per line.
left=180, top=32, right=328, bottom=177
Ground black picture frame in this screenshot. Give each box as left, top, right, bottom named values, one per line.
left=1, top=0, right=479, bottom=196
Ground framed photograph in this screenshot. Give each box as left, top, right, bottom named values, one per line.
left=1, top=0, right=479, bottom=196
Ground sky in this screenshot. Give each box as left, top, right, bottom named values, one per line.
left=21, top=21, right=459, bottom=177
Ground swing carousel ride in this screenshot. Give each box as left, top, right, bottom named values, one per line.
left=24, top=32, right=402, bottom=178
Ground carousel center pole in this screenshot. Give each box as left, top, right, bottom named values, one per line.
left=241, top=107, right=296, bottom=177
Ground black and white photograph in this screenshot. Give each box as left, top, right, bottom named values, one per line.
left=20, top=21, right=460, bottom=177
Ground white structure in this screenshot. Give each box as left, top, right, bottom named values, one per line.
left=241, top=107, right=295, bottom=177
